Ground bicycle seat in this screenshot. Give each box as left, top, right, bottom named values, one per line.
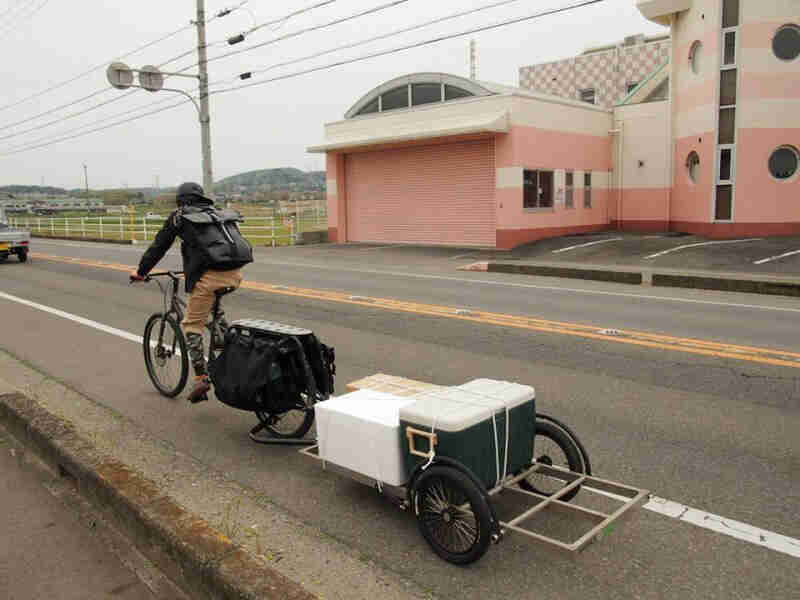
left=214, top=287, right=237, bottom=298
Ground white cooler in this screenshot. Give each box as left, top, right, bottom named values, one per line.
left=315, top=389, right=416, bottom=486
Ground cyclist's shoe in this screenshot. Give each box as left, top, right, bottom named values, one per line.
left=187, top=375, right=211, bottom=404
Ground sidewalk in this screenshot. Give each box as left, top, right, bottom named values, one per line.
left=0, top=428, right=160, bottom=600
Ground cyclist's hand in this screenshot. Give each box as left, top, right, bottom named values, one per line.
left=129, top=271, right=146, bottom=283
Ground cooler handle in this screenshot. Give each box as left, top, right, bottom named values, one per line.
left=406, top=427, right=438, bottom=458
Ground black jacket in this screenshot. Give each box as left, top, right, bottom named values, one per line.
left=136, top=199, right=240, bottom=293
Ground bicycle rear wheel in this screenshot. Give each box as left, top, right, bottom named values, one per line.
left=255, top=394, right=315, bottom=439
left=143, top=313, right=189, bottom=397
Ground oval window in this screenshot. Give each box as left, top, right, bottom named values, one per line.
left=773, top=24, right=800, bottom=61
left=768, top=146, right=799, bottom=180
left=686, top=151, right=700, bottom=183
left=689, top=41, right=703, bottom=74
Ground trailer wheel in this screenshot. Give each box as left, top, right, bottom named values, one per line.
left=519, top=420, right=583, bottom=501
left=413, top=465, right=492, bottom=565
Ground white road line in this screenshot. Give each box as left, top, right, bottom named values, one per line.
left=586, top=488, right=800, bottom=558
left=29, top=243, right=800, bottom=314
left=754, top=249, right=800, bottom=265
left=644, top=238, right=762, bottom=259
left=552, top=237, right=623, bottom=253
left=3, top=288, right=800, bottom=558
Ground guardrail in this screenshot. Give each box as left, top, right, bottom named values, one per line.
left=10, top=214, right=327, bottom=247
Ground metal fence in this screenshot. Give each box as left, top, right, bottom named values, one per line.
left=11, top=213, right=327, bottom=247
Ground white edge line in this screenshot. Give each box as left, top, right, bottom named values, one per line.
left=4, top=289, right=800, bottom=558
left=585, top=488, right=800, bottom=558
left=645, top=239, right=763, bottom=260
left=754, top=249, right=800, bottom=265
left=552, top=237, right=623, bottom=253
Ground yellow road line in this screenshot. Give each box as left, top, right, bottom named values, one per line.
left=31, top=252, right=800, bottom=369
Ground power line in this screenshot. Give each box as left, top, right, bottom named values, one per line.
left=1, top=94, right=181, bottom=153
left=0, top=97, right=193, bottom=156
left=239, top=0, right=531, bottom=80
left=0, top=1, right=245, bottom=115
left=230, top=0, right=338, bottom=42
left=2, top=0, right=603, bottom=156
left=197, top=0, right=410, bottom=70
left=213, top=0, right=604, bottom=95
left=0, top=0, right=36, bottom=28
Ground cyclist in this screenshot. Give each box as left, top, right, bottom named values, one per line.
left=130, top=182, right=253, bottom=403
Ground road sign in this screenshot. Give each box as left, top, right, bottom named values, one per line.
left=138, top=65, right=164, bottom=92
left=106, top=62, right=133, bottom=89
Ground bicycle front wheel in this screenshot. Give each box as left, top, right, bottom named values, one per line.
left=143, top=313, right=189, bottom=397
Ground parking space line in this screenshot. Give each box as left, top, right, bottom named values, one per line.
left=552, top=237, right=623, bottom=253
left=754, top=249, right=800, bottom=265
left=3, top=287, right=800, bottom=559
left=644, top=239, right=762, bottom=259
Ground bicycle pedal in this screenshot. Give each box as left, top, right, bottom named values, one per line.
left=189, top=392, right=210, bottom=404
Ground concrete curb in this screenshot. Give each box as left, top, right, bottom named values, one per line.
left=0, top=391, right=317, bottom=600
left=31, top=234, right=134, bottom=245
left=487, top=262, right=643, bottom=285
left=483, top=261, right=800, bottom=297
left=651, top=273, right=800, bottom=297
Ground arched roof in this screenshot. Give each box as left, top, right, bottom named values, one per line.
left=344, top=72, right=495, bottom=119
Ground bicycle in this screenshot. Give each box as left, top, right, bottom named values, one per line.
left=133, top=270, right=323, bottom=440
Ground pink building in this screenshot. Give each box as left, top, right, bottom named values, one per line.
left=309, top=1, right=799, bottom=249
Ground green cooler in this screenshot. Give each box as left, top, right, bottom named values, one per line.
left=399, top=379, right=535, bottom=490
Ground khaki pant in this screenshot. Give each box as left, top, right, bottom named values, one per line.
left=182, top=269, right=243, bottom=335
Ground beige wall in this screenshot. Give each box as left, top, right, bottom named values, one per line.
left=614, top=101, right=672, bottom=189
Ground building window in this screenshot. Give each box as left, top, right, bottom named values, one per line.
left=718, top=107, right=736, bottom=144
left=357, top=97, right=379, bottom=116
left=722, top=0, right=739, bottom=29
left=686, top=151, right=700, bottom=183
left=719, top=69, right=737, bottom=106
left=723, top=31, right=736, bottom=65
left=380, top=86, right=409, bottom=111
left=768, top=146, right=799, bottom=180
left=580, top=88, right=595, bottom=104
left=719, top=148, right=734, bottom=182
left=444, top=85, right=473, bottom=101
left=689, top=41, right=703, bottom=74
left=523, top=170, right=554, bottom=209
left=773, top=24, right=800, bottom=61
left=584, top=172, right=592, bottom=208
left=412, top=83, right=442, bottom=106
left=715, top=185, right=733, bottom=220
left=565, top=171, right=574, bottom=208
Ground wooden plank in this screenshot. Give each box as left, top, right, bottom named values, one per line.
left=346, top=373, right=444, bottom=397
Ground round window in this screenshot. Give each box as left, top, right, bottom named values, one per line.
left=773, top=24, right=800, bottom=61
left=768, top=146, right=799, bottom=180
left=687, top=151, right=700, bottom=183
left=689, top=41, right=702, bottom=74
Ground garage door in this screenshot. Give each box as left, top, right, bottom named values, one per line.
left=345, top=139, right=496, bottom=246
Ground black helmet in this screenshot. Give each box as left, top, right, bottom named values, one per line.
left=176, top=182, right=211, bottom=206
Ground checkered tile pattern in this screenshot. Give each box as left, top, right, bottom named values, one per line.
left=520, top=41, right=671, bottom=108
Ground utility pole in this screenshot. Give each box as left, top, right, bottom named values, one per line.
left=196, top=0, right=215, bottom=201
left=83, top=164, right=89, bottom=198
left=470, top=39, right=477, bottom=80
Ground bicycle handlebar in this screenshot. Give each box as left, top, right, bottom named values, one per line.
left=129, top=270, right=184, bottom=284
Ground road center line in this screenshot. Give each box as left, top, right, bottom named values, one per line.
left=2, top=289, right=799, bottom=559
left=30, top=242, right=800, bottom=315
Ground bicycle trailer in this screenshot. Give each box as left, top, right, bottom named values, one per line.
left=302, top=375, right=648, bottom=565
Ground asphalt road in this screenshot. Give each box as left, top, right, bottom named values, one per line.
left=1, top=238, right=798, bottom=600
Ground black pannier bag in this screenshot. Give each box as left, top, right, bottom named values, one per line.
left=208, top=319, right=335, bottom=413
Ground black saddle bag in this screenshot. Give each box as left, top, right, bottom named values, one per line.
left=208, top=320, right=335, bottom=413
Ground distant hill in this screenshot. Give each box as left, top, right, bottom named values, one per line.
left=0, top=185, right=69, bottom=195
left=217, top=168, right=325, bottom=191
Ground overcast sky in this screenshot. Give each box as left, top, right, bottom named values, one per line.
left=0, top=0, right=664, bottom=190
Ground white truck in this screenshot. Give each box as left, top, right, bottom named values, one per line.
left=0, top=206, right=30, bottom=263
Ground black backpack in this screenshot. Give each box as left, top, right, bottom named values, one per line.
left=180, top=206, right=253, bottom=269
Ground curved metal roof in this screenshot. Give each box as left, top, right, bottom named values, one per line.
left=344, top=72, right=496, bottom=119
